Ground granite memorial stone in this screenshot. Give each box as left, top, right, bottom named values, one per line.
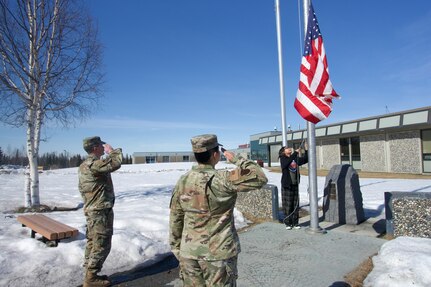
left=323, top=164, right=365, bottom=224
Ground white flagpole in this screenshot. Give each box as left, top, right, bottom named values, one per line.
left=302, top=0, right=326, bottom=234
left=275, top=0, right=288, bottom=147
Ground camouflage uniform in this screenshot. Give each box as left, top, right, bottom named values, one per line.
left=78, top=136, right=122, bottom=279
left=169, top=134, right=268, bottom=286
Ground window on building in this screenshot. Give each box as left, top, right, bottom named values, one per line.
left=250, top=140, right=268, bottom=161
left=351, top=137, right=361, bottom=162
left=340, top=138, right=350, bottom=163
left=162, top=156, right=169, bottom=162
left=183, top=155, right=189, bottom=162
left=292, top=141, right=305, bottom=150
left=340, top=137, right=361, bottom=170
left=145, top=156, right=155, bottom=164
left=422, top=129, right=431, bottom=173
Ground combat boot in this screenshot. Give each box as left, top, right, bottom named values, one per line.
left=83, top=272, right=111, bottom=287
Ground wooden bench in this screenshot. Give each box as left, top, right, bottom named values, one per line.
left=17, top=214, right=78, bottom=246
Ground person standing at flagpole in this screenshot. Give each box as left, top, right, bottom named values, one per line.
left=279, top=143, right=308, bottom=229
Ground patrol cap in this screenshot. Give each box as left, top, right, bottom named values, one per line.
left=191, top=134, right=222, bottom=153
left=83, top=136, right=106, bottom=150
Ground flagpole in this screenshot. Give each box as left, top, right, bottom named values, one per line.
left=302, top=0, right=326, bottom=234
left=275, top=0, right=288, bottom=147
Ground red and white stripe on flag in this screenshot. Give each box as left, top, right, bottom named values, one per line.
left=294, top=3, right=339, bottom=124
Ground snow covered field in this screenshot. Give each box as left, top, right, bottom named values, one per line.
left=0, top=162, right=430, bottom=286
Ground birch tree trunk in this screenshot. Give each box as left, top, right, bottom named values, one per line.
left=27, top=115, right=40, bottom=207
left=24, top=169, right=31, bottom=207
left=26, top=0, right=40, bottom=207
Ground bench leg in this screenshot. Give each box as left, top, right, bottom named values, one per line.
left=45, top=239, right=58, bottom=247
left=31, top=230, right=36, bottom=238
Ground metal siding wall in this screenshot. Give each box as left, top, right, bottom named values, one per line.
left=133, top=157, right=146, bottom=164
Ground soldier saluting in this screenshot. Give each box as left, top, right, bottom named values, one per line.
left=169, top=134, right=268, bottom=286
left=78, top=136, right=122, bottom=287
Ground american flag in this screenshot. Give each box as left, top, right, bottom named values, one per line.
left=294, top=3, right=339, bottom=124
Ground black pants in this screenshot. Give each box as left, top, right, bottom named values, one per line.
left=282, top=185, right=299, bottom=226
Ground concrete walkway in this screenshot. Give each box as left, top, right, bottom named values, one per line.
left=110, top=215, right=387, bottom=287
left=236, top=219, right=385, bottom=287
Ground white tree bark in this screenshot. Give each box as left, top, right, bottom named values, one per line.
left=26, top=0, right=41, bottom=207
left=24, top=168, right=31, bottom=208
left=27, top=119, right=40, bottom=206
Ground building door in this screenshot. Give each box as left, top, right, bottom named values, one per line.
left=422, top=129, right=431, bottom=173
left=145, top=156, right=156, bottom=163
left=340, top=137, right=361, bottom=170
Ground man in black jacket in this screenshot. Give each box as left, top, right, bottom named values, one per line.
left=279, top=144, right=308, bottom=229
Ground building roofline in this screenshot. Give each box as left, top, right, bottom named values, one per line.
left=317, top=106, right=431, bottom=129
left=257, top=106, right=431, bottom=144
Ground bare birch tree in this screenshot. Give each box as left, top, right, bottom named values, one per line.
left=0, top=0, right=104, bottom=207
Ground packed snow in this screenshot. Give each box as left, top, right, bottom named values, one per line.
left=0, top=162, right=430, bottom=286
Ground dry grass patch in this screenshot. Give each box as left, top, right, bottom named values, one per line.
left=15, top=204, right=80, bottom=213
left=344, top=255, right=375, bottom=287
left=266, top=167, right=431, bottom=179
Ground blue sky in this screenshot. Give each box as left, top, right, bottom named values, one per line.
left=1, top=0, right=431, bottom=156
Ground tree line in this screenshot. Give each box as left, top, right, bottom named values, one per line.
left=0, top=146, right=133, bottom=169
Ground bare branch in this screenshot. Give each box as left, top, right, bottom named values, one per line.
left=0, top=0, right=105, bottom=206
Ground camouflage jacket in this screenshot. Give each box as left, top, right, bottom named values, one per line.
left=78, top=148, right=122, bottom=212
left=169, top=155, right=268, bottom=261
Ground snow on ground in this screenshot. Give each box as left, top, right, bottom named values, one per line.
left=0, top=162, right=430, bottom=286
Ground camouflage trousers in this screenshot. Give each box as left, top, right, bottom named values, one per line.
left=179, top=256, right=238, bottom=287
left=84, top=208, right=114, bottom=274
